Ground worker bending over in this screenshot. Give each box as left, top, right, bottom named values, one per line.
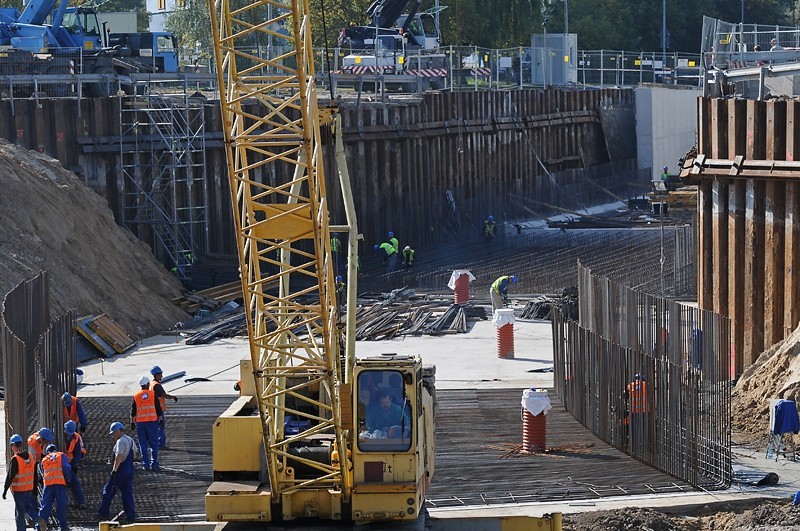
left=402, top=246, right=415, bottom=267
left=37, top=444, right=70, bottom=531
left=490, top=275, right=517, bottom=312
left=63, top=420, right=86, bottom=509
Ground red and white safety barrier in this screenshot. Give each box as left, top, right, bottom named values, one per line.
left=408, top=68, right=448, bottom=77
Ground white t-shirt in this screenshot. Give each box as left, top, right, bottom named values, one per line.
left=113, top=434, right=135, bottom=460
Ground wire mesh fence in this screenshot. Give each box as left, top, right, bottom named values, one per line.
left=552, top=263, right=731, bottom=490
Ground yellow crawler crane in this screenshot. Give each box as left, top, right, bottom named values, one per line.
left=202, top=0, right=436, bottom=523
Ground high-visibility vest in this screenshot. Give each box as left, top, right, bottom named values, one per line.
left=42, top=452, right=67, bottom=486
left=330, top=236, right=340, bottom=253
left=27, top=434, right=44, bottom=463
left=65, top=434, right=86, bottom=462
left=491, top=276, right=510, bottom=295
left=627, top=380, right=649, bottom=413
left=150, top=380, right=167, bottom=412
left=64, top=398, right=80, bottom=424
left=403, top=248, right=415, bottom=262
left=134, top=389, right=158, bottom=422
left=485, top=220, right=496, bottom=235
left=379, top=242, right=396, bottom=256
left=11, top=454, right=34, bottom=492
left=389, top=237, right=399, bottom=252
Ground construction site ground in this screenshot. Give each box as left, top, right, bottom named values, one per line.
left=1, top=314, right=798, bottom=530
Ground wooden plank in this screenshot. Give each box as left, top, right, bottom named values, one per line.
left=87, top=314, right=136, bottom=354
left=711, top=180, right=727, bottom=315
left=699, top=179, right=713, bottom=310
left=764, top=181, right=785, bottom=348
left=729, top=180, right=745, bottom=376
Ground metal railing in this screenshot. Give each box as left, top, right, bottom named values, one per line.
left=552, top=263, right=732, bottom=490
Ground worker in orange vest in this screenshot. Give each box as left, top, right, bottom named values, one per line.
left=624, top=373, right=651, bottom=453
left=131, top=375, right=163, bottom=471
left=63, top=420, right=86, bottom=509
left=62, top=393, right=87, bottom=434
left=149, top=365, right=178, bottom=450
left=37, top=444, right=71, bottom=531
left=3, top=434, right=38, bottom=531
left=26, top=427, right=54, bottom=464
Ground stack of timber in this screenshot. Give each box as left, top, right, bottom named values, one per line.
left=171, top=281, right=244, bottom=314
left=520, top=289, right=578, bottom=321
left=646, top=186, right=698, bottom=213
left=355, top=298, right=488, bottom=340
left=76, top=314, right=136, bottom=357
left=177, top=304, right=247, bottom=345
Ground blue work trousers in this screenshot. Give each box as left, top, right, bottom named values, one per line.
left=12, top=489, right=34, bottom=531
left=158, top=412, right=168, bottom=448
left=136, top=421, right=160, bottom=469
left=98, top=472, right=135, bottom=521
left=38, top=484, right=67, bottom=530
left=68, top=466, right=85, bottom=505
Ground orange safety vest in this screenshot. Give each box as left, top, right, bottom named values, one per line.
left=150, top=380, right=167, bottom=412
left=627, top=380, right=649, bottom=413
left=63, top=398, right=80, bottom=424
left=27, top=434, right=44, bottom=463
left=11, top=454, right=34, bottom=492
left=65, top=434, right=86, bottom=462
left=134, top=389, right=158, bottom=422
left=41, top=452, right=67, bottom=486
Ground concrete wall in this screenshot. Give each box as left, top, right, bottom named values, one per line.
left=635, top=84, right=701, bottom=180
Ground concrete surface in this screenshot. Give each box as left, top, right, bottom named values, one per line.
left=2, top=311, right=799, bottom=529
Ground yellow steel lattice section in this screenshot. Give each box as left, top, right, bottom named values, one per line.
left=207, top=0, right=347, bottom=498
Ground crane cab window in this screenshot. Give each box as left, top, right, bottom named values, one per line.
left=357, top=370, right=412, bottom=452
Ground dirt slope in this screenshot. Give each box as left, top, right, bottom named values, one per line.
left=0, top=138, right=188, bottom=338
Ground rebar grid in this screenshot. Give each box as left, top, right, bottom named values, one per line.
left=552, top=264, right=732, bottom=490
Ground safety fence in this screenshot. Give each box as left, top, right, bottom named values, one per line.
left=1, top=271, right=76, bottom=449
left=552, top=263, right=731, bottom=489
left=701, top=15, right=800, bottom=70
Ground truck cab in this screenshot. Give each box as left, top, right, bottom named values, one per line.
left=108, top=32, right=179, bottom=73
left=60, top=7, right=103, bottom=50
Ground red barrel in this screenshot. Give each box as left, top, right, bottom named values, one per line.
left=496, top=323, right=514, bottom=358
left=454, top=273, right=470, bottom=304
left=522, top=409, right=547, bottom=452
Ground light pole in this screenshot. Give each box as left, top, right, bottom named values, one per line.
left=661, top=0, right=666, bottom=73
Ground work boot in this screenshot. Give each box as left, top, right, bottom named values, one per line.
left=36, top=517, right=48, bottom=530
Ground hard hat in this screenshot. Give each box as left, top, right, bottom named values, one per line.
left=663, top=165, right=668, bottom=171
left=488, top=215, right=494, bottom=221
left=9, top=434, right=22, bottom=445
left=44, top=444, right=57, bottom=455
left=336, top=275, right=342, bottom=282
left=404, top=246, right=411, bottom=251
left=64, top=420, right=77, bottom=435
left=388, top=231, right=394, bottom=237
left=38, top=427, right=54, bottom=441
left=510, top=275, right=518, bottom=284
left=373, top=244, right=379, bottom=251
left=635, top=372, right=642, bottom=379
left=332, top=232, right=339, bottom=236
left=139, top=375, right=151, bottom=387
left=62, top=392, right=72, bottom=404
left=109, top=421, right=124, bottom=434
left=150, top=365, right=163, bottom=376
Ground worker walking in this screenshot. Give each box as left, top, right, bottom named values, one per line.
left=625, top=373, right=651, bottom=456
left=388, top=231, right=399, bottom=253
left=131, top=375, right=163, bottom=471
left=484, top=216, right=496, bottom=240
left=98, top=422, right=136, bottom=523
left=402, top=245, right=415, bottom=268
left=63, top=420, right=86, bottom=509
left=149, top=366, right=179, bottom=450
left=62, top=392, right=87, bottom=434
left=489, top=275, right=517, bottom=312
left=37, top=444, right=70, bottom=531
left=374, top=242, right=398, bottom=273
left=3, top=434, right=38, bottom=531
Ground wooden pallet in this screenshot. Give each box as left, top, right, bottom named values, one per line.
left=87, top=314, right=136, bottom=354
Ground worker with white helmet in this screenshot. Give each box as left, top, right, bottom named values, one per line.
left=98, top=421, right=136, bottom=522
left=63, top=420, right=86, bottom=509
left=130, top=375, right=163, bottom=471
left=148, top=365, right=179, bottom=450
left=3, top=434, right=38, bottom=531
left=402, top=245, right=415, bottom=268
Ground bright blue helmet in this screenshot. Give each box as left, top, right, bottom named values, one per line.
left=64, top=420, right=77, bottom=435
left=336, top=275, right=342, bottom=282
left=109, top=421, right=124, bottom=434
left=510, top=275, right=518, bottom=284
left=38, top=427, right=54, bottom=442
left=488, top=215, right=494, bottom=221
left=9, top=434, right=22, bottom=445
left=62, top=392, right=72, bottom=405
left=388, top=231, right=394, bottom=237
left=44, top=444, right=57, bottom=455
left=150, top=365, right=163, bottom=376
left=373, top=244, right=379, bottom=251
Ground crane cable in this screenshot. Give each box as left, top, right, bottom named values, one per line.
left=319, top=0, right=336, bottom=100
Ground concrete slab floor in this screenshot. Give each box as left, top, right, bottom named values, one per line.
left=2, top=314, right=798, bottom=529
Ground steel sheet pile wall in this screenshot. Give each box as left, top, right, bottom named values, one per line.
left=552, top=263, right=731, bottom=489
left=0, top=271, right=76, bottom=448
left=686, top=97, right=800, bottom=375
left=0, top=88, right=636, bottom=256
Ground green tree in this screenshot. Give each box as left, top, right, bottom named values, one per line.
left=164, top=0, right=211, bottom=57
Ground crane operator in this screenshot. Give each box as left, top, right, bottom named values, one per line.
left=366, top=391, right=410, bottom=439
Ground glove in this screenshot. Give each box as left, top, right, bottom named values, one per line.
left=173, top=396, right=179, bottom=403
left=130, top=422, right=136, bottom=431
left=79, top=426, right=86, bottom=434
left=108, top=471, right=117, bottom=483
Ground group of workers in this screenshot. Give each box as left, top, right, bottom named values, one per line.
left=3, top=365, right=178, bottom=530
left=374, top=231, right=415, bottom=272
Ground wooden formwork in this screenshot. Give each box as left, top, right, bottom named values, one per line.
left=685, top=97, right=800, bottom=375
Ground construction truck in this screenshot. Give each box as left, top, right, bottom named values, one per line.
left=0, top=0, right=178, bottom=97
left=204, top=0, right=436, bottom=524
left=336, top=0, right=448, bottom=90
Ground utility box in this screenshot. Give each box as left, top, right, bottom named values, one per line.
left=531, top=32, right=577, bottom=86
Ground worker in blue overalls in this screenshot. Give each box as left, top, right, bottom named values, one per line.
left=98, top=422, right=136, bottom=523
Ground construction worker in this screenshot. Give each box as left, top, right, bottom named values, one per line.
left=62, top=392, right=87, bottom=434
left=27, top=427, right=54, bottom=464
left=149, top=365, right=179, bottom=450
left=660, top=165, right=669, bottom=182
left=489, top=275, right=517, bottom=312
left=388, top=231, right=399, bottom=253
left=335, top=275, right=345, bottom=296
left=402, top=245, right=415, bottom=267
left=331, top=232, right=342, bottom=276
left=3, top=434, right=38, bottom=531
left=625, top=373, right=651, bottom=454
left=131, top=375, right=163, bottom=471
left=98, top=422, right=136, bottom=523
left=37, top=444, right=70, bottom=531
left=484, top=216, right=496, bottom=240
left=63, top=420, right=86, bottom=509
left=374, top=242, right=398, bottom=272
